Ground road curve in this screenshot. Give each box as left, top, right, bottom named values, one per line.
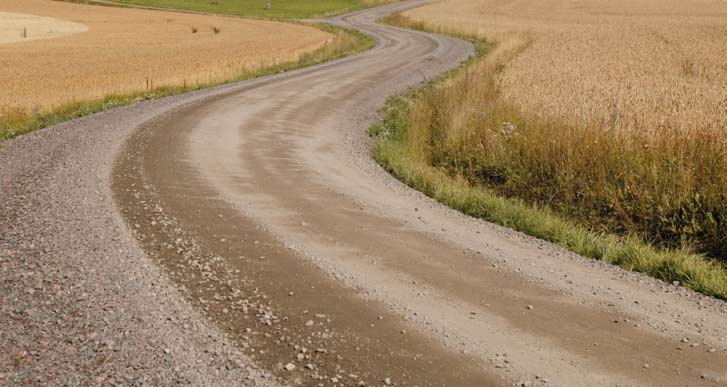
left=3, top=1, right=727, bottom=386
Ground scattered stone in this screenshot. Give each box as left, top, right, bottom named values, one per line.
left=285, top=363, right=296, bottom=371
left=526, top=305, right=534, bottom=310
left=384, top=377, right=392, bottom=385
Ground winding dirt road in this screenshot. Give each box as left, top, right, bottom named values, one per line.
left=3, top=1, right=727, bottom=386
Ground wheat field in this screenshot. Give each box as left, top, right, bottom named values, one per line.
left=372, top=4, right=727, bottom=294
left=0, top=0, right=332, bottom=112
left=380, top=3, right=727, bottom=261
left=404, top=0, right=727, bottom=133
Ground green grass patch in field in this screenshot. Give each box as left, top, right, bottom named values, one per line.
left=0, top=24, right=374, bottom=142
left=109, top=0, right=389, bottom=19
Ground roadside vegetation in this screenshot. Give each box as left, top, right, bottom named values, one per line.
left=371, top=13, right=727, bottom=299
left=0, top=1, right=374, bottom=142
left=110, top=0, right=392, bottom=19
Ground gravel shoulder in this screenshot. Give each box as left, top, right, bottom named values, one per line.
left=0, top=72, right=290, bottom=387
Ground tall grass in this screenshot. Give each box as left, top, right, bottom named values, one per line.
left=0, top=24, right=374, bottom=142
left=371, top=14, right=727, bottom=299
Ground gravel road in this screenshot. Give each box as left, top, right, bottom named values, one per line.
left=2, top=1, right=727, bottom=386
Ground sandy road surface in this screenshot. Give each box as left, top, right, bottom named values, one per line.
left=2, top=0, right=727, bottom=386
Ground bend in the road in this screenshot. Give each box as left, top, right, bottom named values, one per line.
left=112, top=1, right=727, bottom=386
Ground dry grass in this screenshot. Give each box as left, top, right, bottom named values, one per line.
left=370, top=92, right=727, bottom=300
left=0, top=0, right=333, bottom=112
left=404, top=0, right=727, bottom=133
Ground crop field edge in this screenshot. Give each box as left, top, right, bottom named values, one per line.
left=369, top=15, right=727, bottom=300
left=0, top=23, right=375, bottom=143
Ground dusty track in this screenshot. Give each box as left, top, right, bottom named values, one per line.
left=2, top=1, right=727, bottom=386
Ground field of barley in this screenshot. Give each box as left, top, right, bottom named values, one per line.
left=404, top=0, right=727, bottom=133
left=0, top=0, right=332, bottom=113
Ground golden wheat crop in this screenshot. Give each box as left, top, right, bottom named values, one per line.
left=0, top=0, right=332, bottom=111
left=404, top=0, right=727, bottom=133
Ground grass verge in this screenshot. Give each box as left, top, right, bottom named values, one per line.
left=107, top=0, right=394, bottom=19
left=0, top=24, right=374, bottom=142
left=370, top=16, right=727, bottom=300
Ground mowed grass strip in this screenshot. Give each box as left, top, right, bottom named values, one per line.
left=110, top=0, right=392, bottom=19
left=370, top=16, right=727, bottom=300
left=0, top=0, right=374, bottom=141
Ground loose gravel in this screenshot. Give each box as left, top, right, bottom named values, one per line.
left=0, top=92, right=280, bottom=386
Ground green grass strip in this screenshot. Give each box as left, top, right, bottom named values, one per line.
left=109, top=0, right=384, bottom=20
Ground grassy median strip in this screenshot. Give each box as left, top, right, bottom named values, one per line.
left=0, top=24, right=373, bottom=142
left=371, top=16, right=727, bottom=300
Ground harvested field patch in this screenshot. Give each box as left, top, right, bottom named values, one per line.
left=0, top=12, right=87, bottom=44
left=0, top=0, right=332, bottom=112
